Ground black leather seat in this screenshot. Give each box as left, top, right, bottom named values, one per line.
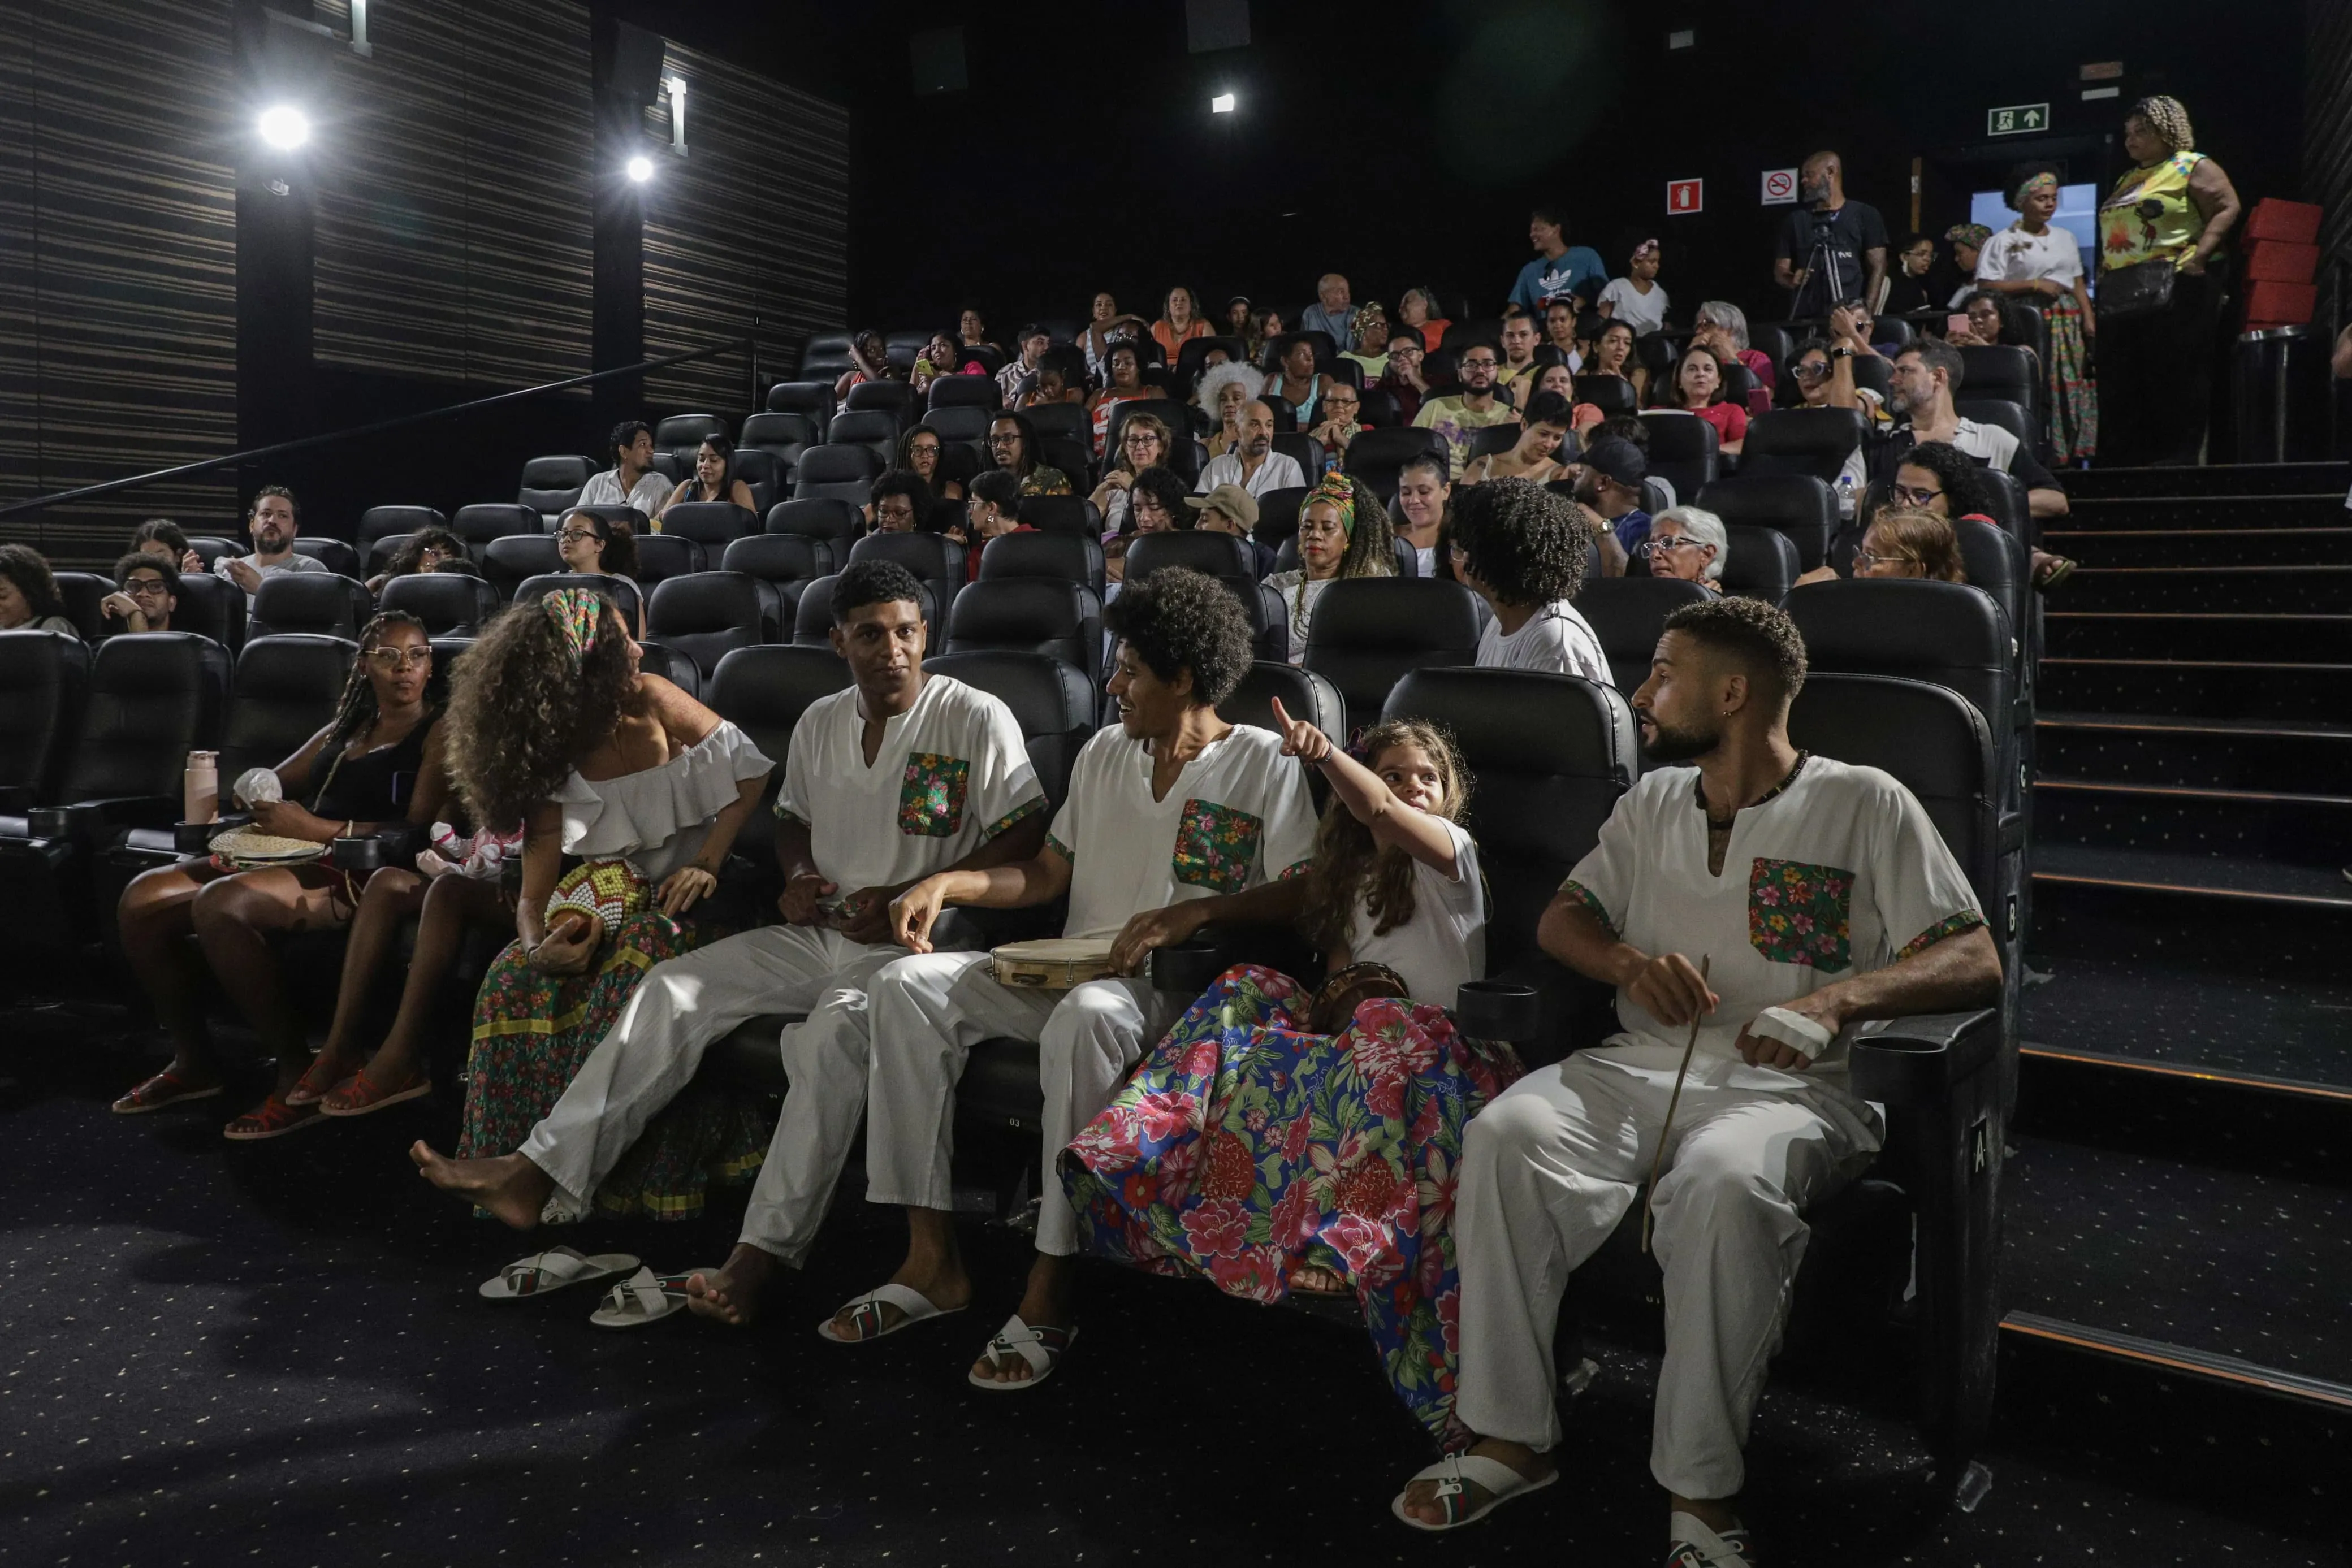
left=825, top=410, right=900, bottom=467
left=730, top=451, right=781, bottom=518
left=1254, top=486, right=1309, bottom=552
left=844, top=379, right=916, bottom=428
left=1737, top=408, right=1866, bottom=487
left=1955, top=399, right=2037, bottom=462
left=659, top=501, right=759, bottom=547
left=1220, top=660, right=1344, bottom=742
left=452, top=503, right=541, bottom=556
left=50, top=572, right=107, bottom=639
left=1270, top=432, right=1326, bottom=482
left=926, top=406, right=995, bottom=446
left=1343, top=427, right=1449, bottom=503
left=1720, top=524, right=1800, bottom=604
left=482, top=534, right=564, bottom=599
left=647, top=572, right=766, bottom=680
left=848, top=532, right=965, bottom=619
left=248, top=574, right=373, bottom=642
left=633, top=534, right=706, bottom=588
left=1697, top=474, right=1838, bottom=573
left=764, top=498, right=859, bottom=575
left=511, top=573, right=644, bottom=630
left=741, top=412, right=819, bottom=475
left=0, top=630, right=91, bottom=821
left=634, top=640, right=702, bottom=699
left=793, top=575, right=936, bottom=646
left=927, top=373, right=1000, bottom=411
left=1301, top=578, right=1484, bottom=728
left=1572, top=374, right=1637, bottom=417
left=1638, top=410, right=1722, bottom=500
left=359, top=506, right=445, bottom=551
left=1572, top=577, right=1710, bottom=696
left=379, top=573, right=502, bottom=637
left=942, top=577, right=1099, bottom=675
left=1956, top=346, right=2036, bottom=414
left=1123, top=532, right=1256, bottom=582
left=519, top=455, right=592, bottom=516
left=976, top=527, right=1105, bottom=600
left=567, top=504, right=648, bottom=538
left=656, top=413, right=729, bottom=470
left=289, top=538, right=363, bottom=579
left=721, top=534, right=825, bottom=638
left=1014, top=493, right=1093, bottom=539
left=793, top=444, right=881, bottom=506
left=1023, top=402, right=1089, bottom=448
left=703, top=640, right=853, bottom=893
left=766, top=379, right=837, bottom=428
left=167, top=573, right=246, bottom=651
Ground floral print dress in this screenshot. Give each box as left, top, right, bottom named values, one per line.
left=1062, top=964, right=1523, bottom=1446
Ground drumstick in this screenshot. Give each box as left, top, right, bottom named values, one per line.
left=1641, top=955, right=1710, bottom=1256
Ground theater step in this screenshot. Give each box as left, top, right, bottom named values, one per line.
left=2041, top=611, right=2349, bottom=662
left=2061, top=493, right=2350, bottom=530
left=2032, top=841, right=2352, bottom=910
left=2059, top=564, right=2352, bottom=614
left=2038, top=657, right=2352, bottom=720
left=2066, top=462, right=2352, bottom=500
left=2037, top=713, right=2352, bottom=796
left=2041, top=525, right=2352, bottom=568
left=2033, top=778, right=2352, bottom=865
left=2021, top=955, right=2352, bottom=1093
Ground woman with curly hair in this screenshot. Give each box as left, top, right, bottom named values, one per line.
left=552, top=507, right=646, bottom=636
left=1453, top=477, right=1610, bottom=682
left=113, top=612, right=452, bottom=1136
left=1263, top=473, right=1396, bottom=663
left=0, top=544, right=77, bottom=634
left=426, top=586, right=776, bottom=1220
left=1196, top=359, right=1264, bottom=460
left=364, top=525, right=467, bottom=596
left=1065, top=703, right=1517, bottom=1445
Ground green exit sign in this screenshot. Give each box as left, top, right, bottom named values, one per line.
left=1988, top=102, right=2050, bottom=136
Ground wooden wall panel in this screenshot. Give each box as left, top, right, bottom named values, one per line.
left=641, top=41, right=848, bottom=415
left=0, top=0, right=239, bottom=565
left=312, top=0, right=593, bottom=388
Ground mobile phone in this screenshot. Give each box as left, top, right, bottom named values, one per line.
left=1947, top=314, right=1970, bottom=337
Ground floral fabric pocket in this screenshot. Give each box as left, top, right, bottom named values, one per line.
left=1171, top=799, right=1264, bottom=894
left=897, top=753, right=970, bottom=838
left=1746, top=857, right=1856, bottom=972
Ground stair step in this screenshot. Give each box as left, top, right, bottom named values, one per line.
left=2065, top=462, right=2352, bottom=500
left=2019, top=956, right=2352, bottom=1090
left=2000, top=1315, right=2352, bottom=1413
left=2061, top=564, right=2352, bottom=614
left=2034, top=777, right=2352, bottom=864
left=2039, top=658, right=2352, bottom=720
left=2062, top=493, right=2350, bottom=530
left=2037, top=712, right=2352, bottom=796
left=2033, top=842, right=2352, bottom=908
left=2042, top=526, right=2352, bottom=567
left=2042, top=612, right=2350, bottom=662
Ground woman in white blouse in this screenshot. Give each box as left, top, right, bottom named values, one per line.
left=1971, top=164, right=2096, bottom=463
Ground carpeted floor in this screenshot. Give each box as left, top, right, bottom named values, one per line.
left=5, top=1015, right=2342, bottom=1567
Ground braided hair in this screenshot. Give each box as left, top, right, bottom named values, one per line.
left=2131, top=94, right=2195, bottom=154
left=308, top=610, right=430, bottom=811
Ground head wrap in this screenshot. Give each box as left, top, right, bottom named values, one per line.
left=1944, top=223, right=1993, bottom=251
left=2012, top=170, right=2059, bottom=209
left=1305, top=473, right=1357, bottom=539
left=1351, top=300, right=1386, bottom=332
left=1632, top=237, right=1661, bottom=262
left=2132, top=94, right=2195, bottom=153
left=543, top=586, right=604, bottom=666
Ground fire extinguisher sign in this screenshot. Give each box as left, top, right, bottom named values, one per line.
left=1667, top=179, right=1704, bottom=215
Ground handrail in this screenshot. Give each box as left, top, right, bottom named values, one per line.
left=0, top=336, right=755, bottom=521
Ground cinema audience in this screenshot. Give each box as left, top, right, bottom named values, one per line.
left=1380, top=331, right=1433, bottom=423
left=998, top=324, right=1050, bottom=405
left=1195, top=401, right=1308, bottom=496
left=1398, top=288, right=1451, bottom=352
left=1264, top=473, right=1395, bottom=663
left=1152, top=286, right=1212, bottom=360
left=1090, top=412, right=1177, bottom=537
left=1339, top=303, right=1392, bottom=384
left=131, top=518, right=202, bottom=573
left=581, top=423, right=676, bottom=517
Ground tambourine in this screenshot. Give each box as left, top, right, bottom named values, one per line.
left=990, top=938, right=1122, bottom=991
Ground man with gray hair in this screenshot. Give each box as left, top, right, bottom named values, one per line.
left=1299, top=274, right=1357, bottom=352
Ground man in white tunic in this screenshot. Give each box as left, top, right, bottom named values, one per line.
left=413, top=562, right=1048, bottom=1324
left=1393, top=596, right=2001, bottom=1566
left=825, top=568, right=1318, bottom=1389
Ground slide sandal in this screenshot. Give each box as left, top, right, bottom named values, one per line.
left=1390, top=1453, right=1558, bottom=1532
left=816, top=1281, right=965, bottom=1345
left=477, top=1245, right=640, bottom=1301
left=588, top=1267, right=720, bottom=1329
left=965, top=1315, right=1078, bottom=1393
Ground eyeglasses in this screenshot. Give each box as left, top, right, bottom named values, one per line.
left=557, top=527, right=599, bottom=543
left=909, top=442, right=941, bottom=457
left=1645, top=535, right=1700, bottom=554
left=366, top=647, right=433, bottom=670
left=1460, top=357, right=1498, bottom=369
left=1853, top=548, right=1919, bottom=571
left=1890, top=483, right=1944, bottom=506
left=124, top=577, right=171, bottom=595
left=1790, top=360, right=1830, bottom=380
left=987, top=433, right=1021, bottom=447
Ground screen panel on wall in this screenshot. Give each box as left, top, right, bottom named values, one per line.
left=312, top=0, right=593, bottom=388
left=0, top=0, right=239, bottom=564
left=641, top=41, right=849, bottom=413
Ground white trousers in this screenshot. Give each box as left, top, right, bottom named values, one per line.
left=1453, top=1052, right=1880, bottom=1500
left=863, top=949, right=1155, bottom=1257
left=518, top=924, right=902, bottom=1264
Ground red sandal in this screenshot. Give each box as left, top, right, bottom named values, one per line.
left=284, top=1053, right=357, bottom=1107
left=112, top=1070, right=224, bottom=1115
left=319, top=1067, right=431, bottom=1117
left=221, top=1094, right=325, bottom=1141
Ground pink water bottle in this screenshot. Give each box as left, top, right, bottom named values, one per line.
left=184, top=750, right=218, bottom=824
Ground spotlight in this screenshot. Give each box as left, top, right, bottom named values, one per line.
left=1210, top=92, right=1236, bottom=114
left=625, top=155, right=655, bottom=184
left=257, top=105, right=310, bottom=150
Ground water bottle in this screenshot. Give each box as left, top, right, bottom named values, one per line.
left=1834, top=471, right=1857, bottom=521
left=183, top=750, right=218, bottom=825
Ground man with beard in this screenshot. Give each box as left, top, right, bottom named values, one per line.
left=1773, top=150, right=1888, bottom=320
left=1870, top=338, right=2070, bottom=523
left=214, top=486, right=328, bottom=604
left=1413, top=343, right=1518, bottom=479
left=1390, top=596, right=2000, bottom=1566
left=1193, top=401, right=1308, bottom=497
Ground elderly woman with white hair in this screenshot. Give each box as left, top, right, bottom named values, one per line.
left=1196, top=359, right=1266, bottom=460
left=1641, top=506, right=1728, bottom=592
left=1690, top=302, right=1776, bottom=419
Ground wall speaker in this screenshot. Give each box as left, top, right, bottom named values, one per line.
left=910, top=27, right=967, bottom=94
left=1186, top=0, right=1250, bottom=53
left=605, top=21, right=667, bottom=108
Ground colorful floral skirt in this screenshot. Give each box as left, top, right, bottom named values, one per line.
left=1061, top=964, right=1523, bottom=1446
left=457, top=909, right=768, bottom=1221
left=2046, top=292, right=2098, bottom=464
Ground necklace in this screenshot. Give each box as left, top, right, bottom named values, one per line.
left=1697, top=751, right=1810, bottom=831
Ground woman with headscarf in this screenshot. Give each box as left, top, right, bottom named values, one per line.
left=1941, top=225, right=1992, bottom=309
left=2096, top=94, right=2242, bottom=467
left=1972, top=164, right=2097, bottom=464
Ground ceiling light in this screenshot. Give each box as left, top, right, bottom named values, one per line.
left=625, top=155, right=655, bottom=183
left=258, top=105, right=310, bottom=150
left=1211, top=92, right=1236, bottom=114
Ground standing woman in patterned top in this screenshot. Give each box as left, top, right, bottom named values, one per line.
left=438, top=587, right=777, bottom=1222
left=2094, top=95, right=2241, bottom=467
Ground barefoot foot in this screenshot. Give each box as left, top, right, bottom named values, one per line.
left=686, top=1244, right=782, bottom=1327
left=409, top=1141, right=553, bottom=1230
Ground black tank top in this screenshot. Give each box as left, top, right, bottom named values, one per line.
left=310, top=712, right=435, bottom=825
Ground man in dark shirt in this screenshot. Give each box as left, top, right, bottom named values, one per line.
left=1773, top=151, right=1887, bottom=320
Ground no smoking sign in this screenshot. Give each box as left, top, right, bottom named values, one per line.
left=1761, top=167, right=1798, bottom=205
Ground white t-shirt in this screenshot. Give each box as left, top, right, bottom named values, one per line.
left=1346, top=818, right=1486, bottom=1007
left=578, top=468, right=674, bottom=516
left=775, top=675, right=1045, bottom=894
left=1947, top=417, right=2023, bottom=475
left=1262, top=570, right=1332, bottom=665
left=1476, top=600, right=1610, bottom=686
left=1047, top=722, right=1318, bottom=942
left=1560, top=755, right=1984, bottom=1089
left=1975, top=224, right=2083, bottom=287
left=215, top=551, right=328, bottom=604
left=1598, top=278, right=1670, bottom=336
left=1194, top=451, right=1309, bottom=497
left=1413, top=543, right=1439, bottom=578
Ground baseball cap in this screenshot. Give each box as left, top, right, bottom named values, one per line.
left=1185, top=482, right=1260, bottom=530
left=1583, top=436, right=1647, bottom=488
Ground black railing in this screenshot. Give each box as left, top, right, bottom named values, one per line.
left=0, top=336, right=759, bottom=526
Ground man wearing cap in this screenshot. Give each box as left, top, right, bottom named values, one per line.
left=1580, top=436, right=1654, bottom=555
left=1413, top=345, right=1518, bottom=480
left=1193, top=401, right=1308, bottom=498
left=1186, top=482, right=1274, bottom=577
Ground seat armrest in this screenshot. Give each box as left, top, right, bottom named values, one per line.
left=1848, top=1008, right=2002, bottom=1104
left=329, top=821, right=427, bottom=871
left=1452, top=980, right=1542, bottom=1047
left=1147, top=921, right=1316, bottom=999
left=30, top=794, right=181, bottom=844
left=0, top=785, right=30, bottom=815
